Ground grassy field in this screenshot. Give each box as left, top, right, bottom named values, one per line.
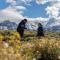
left=0, top=30, right=60, bottom=60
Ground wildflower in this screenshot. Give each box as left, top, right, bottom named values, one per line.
left=33, top=58, right=36, bottom=60
left=3, top=41, right=9, bottom=48
left=58, top=56, right=60, bottom=60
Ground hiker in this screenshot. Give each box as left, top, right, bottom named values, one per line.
left=37, top=23, right=44, bottom=37
left=17, top=19, right=27, bottom=40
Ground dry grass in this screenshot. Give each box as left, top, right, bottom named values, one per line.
left=0, top=30, right=60, bottom=60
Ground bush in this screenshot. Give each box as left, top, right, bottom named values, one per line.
left=0, top=30, right=21, bottom=53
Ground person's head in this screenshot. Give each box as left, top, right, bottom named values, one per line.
left=23, top=19, right=27, bottom=23
left=38, top=23, right=42, bottom=27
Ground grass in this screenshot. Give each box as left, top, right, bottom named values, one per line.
left=0, top=30, right=60, bottom=60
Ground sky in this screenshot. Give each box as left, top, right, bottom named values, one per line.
left=0, top=0, right=60, bottom=25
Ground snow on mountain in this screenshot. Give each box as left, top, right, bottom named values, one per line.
left=46, top=18, right=60, bottom=32
left=0, top=18, right=60, bottom=32
left=46, top=18, right=60, bottom=27
left=0, top=20, right=17, bottom=30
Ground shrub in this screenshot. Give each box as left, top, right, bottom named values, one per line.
left=31, top=39, right=60, bottom=60
left=0, top=30, right=21, bottom=53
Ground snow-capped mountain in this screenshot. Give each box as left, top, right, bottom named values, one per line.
left=0, top=18, right=60, bottom=32
left=0, top=20, right=17, bottom=30
left=46, top=18, right=60, bottom=32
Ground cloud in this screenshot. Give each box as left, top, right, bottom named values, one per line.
left=0, top=0, right=35, bottom=22
left=0, top=6, right=26, bottom=21
left=0, top=0, right=28, bottom=21
left=26, top=17, right=48, bottom=27
left=15, top=6, right=26, bottom=10
left=36, top=0, right=60, bottom=18
left=44, top=1, right=60, bottom=27
left=36, top=0, right=60, bottom=4
left=6, top=0, right=32, bottom=6
left=35, top=0, right=60, bottom=27
left=17, top=0, right=32, bottom=5
left=36, top=0, right=47, bottom=4
left=6, top=0, right=16, bottom=6
left=27, top=17, right=48, bottom=22
left=45, top=1, right=60, bottom=18
left=35, top=0, right=60, bottom=20
left=46, top=6, right=59, bottom=18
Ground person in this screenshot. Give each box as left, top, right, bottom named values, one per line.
left=37, top=23, right=44, bottom=37
left=17, top=19, right=27, bottom=40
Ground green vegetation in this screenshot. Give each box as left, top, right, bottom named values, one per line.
left=0, top=30, right=60, bottom=60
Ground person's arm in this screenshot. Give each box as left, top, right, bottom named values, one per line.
left=24, top=27, right=27, bottom=29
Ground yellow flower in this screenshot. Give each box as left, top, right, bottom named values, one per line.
left=14, top=32, right=20, bottom=38
left=0, top=35, right=4, bottom=41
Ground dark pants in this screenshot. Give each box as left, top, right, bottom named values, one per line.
left=37, top=31, right=44, bottom=37
left=19, top=31, right=24, bottom=37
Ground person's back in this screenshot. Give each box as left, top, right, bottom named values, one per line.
left=37, top=23, right=44, bottom=37
left=17, top=19, right=27, bottom=39
left=17, top=20, right=25, bottom=32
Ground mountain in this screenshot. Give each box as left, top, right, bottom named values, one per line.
left=0, top=20, right=17, bottom=30
left=0, top=18, right=60, bottom=32
left=25, top=18, right=60, bottom=32
left=46, top=18, right=60, bottom=32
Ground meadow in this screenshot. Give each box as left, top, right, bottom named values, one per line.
left=0, top=30, right=60, bottom=60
